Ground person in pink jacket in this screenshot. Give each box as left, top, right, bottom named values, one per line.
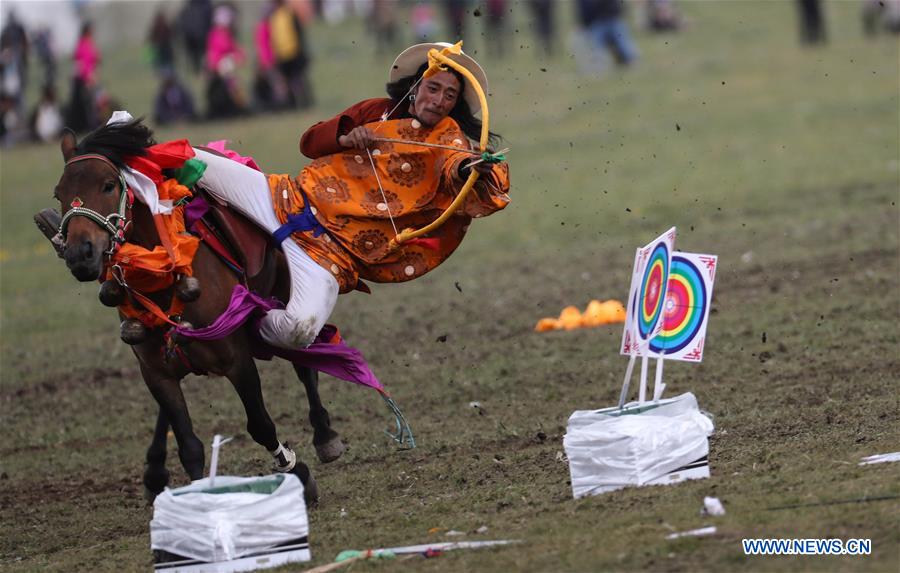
left=73, top=22, right=100, bottom=86
left=204, top=4, right=247, bottom=118
left=66, top=22, right=100, bottom=132
left=205, top=4, right=243, bottom=73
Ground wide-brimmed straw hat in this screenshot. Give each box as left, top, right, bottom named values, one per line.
left=389, top=42, right=488, bottom=115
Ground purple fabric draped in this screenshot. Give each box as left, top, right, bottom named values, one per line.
left=251, top=324, right=384, bottom=393
left=173, top=285, right=281, bottom=340
left=183, top=195, right=210, bottom=231
left=173, top=285, right=384, bottom=392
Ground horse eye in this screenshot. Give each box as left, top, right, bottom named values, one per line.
left=103, top=182, right=116, bottom=194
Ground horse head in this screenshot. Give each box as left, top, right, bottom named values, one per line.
left=55, top=119, right=153, bottom=281
left=55, top=131, right=126, bottom=280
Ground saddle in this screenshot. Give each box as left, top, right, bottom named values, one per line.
left=198, top=191, right=269, bottom=279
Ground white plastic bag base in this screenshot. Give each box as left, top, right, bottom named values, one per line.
left=154, top=544, right=310, bottom=573
left=151, top=474, right=309, bottom=566
left=582, top=457, right=710, bottom=496
left=564, top=392, right=714, bottom=499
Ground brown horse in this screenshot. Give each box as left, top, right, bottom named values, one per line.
left=49, top=119, right=345, bottom=505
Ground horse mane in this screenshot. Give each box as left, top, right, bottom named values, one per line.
left=75, top=117, right=156, bottom=168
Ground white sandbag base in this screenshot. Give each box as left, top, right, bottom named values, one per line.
left=564, top=392, right=714, bottom=499
left=153, top=541, right=310, bottom=573
left=151, top=474, right=310, bottom=573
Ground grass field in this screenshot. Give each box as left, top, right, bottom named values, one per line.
left=1, top=1, right=898, bottom=571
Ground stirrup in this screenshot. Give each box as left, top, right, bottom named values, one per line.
left=34, top=208, right=65, bottom=258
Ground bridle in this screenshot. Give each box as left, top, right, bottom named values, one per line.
left=58, top=153, right=133, bottom=256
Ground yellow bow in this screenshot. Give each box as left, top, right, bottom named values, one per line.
left=389, top=41, right=490, bottom=248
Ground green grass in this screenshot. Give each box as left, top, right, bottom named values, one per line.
left=1, top=1, right=899, bottom=571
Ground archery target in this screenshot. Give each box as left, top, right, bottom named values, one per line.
left=638, top=243, right=669, bottom=340
left=648, top=252, right=717, bottom=362
left=620, top=227, right=676, bottom=355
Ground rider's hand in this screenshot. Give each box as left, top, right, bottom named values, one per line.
left=457, top=158, right=495, bottom=179
left=338, top=127, right=376, bottom=150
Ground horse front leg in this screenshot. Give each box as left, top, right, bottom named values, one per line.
left=228, top=356, right=319, bottom=507
left=143, top=406, right=171, bottom=500
left=140, top=365, right=205, bottom=482
left=293, top=365, right=345, bottom=463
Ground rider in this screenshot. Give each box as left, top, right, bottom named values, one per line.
left=39, top=42, right=510, bottom=352
left=193, top=41, right=510, bottom=351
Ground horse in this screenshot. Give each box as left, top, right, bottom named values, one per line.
left=48, top=118, right=345, bottom=506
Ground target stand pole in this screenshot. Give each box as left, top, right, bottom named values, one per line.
left=208, top=434, right=233, bottom=487
left=638, top=354, right=649, bottom=404
left=652, top=355, right=666, bottom=402
left=618, top=353, right=637, bottom=409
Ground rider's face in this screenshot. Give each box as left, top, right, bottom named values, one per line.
left=410, top=71, right=461, bottom=127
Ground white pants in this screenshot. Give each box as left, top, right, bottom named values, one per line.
left=193, top=148, right=339, bottom=349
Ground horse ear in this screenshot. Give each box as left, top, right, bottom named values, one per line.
left=61, top=128, right=77, bottom=162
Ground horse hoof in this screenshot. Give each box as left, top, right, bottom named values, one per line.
left=315, top=436, right=345, bottom=463
left=144, top=487, right=160, bottom=504
left=303, top=473, right=319, bottom=509
left=121, top=319, right=149, bottom=345
left=34, top=208, right=64, bottom=258
left=175, top=276, right=201, bottom=302
left=98, top=279, right=125, bottom=307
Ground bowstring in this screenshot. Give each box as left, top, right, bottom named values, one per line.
left=366, top=148, right=399, bottom=237
left=366, top=76, right=423, bottom=239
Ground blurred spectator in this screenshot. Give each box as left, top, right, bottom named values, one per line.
left=206, top=3, right=243, bottom=73
left=0, top=10, right=29, bottom=101
left=1, top=47, right=23, bottom=111
left=372, top=0, right=400, bottom=56
left=646, top=0, right=681, bottom=32
left=443, top=0, right=470, bottom=40
left=528, top=0, right=556, bottom=56
left=796, top=0, right=826, bottom=44
left=154, top=70, right=196, bottom=125
left=205, top=3, right=247, bottom=118
left=270, top=0, right=313, bottom=108
left=0, top=93, right=19, bottom=145
left=483, top=0, right=508, bottom=57
left=147, top=9, right=176, bottom=73
left=66, top=21, right=100, bottom=133
left=412, top=2, right=438, bottom=41
left=30, top=84, right=63, bottom=142
left=180, top=0, right=213, bottom=72
left=862, top=0, right=900, bottom=35
left=32, top=27, right=57, bottom=89
left=253, top=2, right=289, bottom=111
left=575, top=0, right=638, bottom=73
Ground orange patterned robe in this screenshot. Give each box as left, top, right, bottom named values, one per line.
left=270, top=116, right=510, bottom=293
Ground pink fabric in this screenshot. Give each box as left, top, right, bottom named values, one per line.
left=204, top=140, right=262, bottom=172
left=74, top=36, right=100, bottom=84
left=254, top=20, right=275, bottom=70
left=206, top=26, right=244, bottom=73
left=173, top=284, right=385, bottom=393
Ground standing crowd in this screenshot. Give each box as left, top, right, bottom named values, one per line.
left=2, top=0, right=898, bottom=147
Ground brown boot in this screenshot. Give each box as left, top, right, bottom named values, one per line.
left=34, top=208, right=64, bottom=258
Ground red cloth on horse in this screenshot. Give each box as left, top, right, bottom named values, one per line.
left=126, top=139, right=195, bottom=184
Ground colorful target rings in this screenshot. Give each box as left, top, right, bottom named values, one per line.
left=650, top=255, right=707, bottom=354
left=636, top=242, right=669, bottom=340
